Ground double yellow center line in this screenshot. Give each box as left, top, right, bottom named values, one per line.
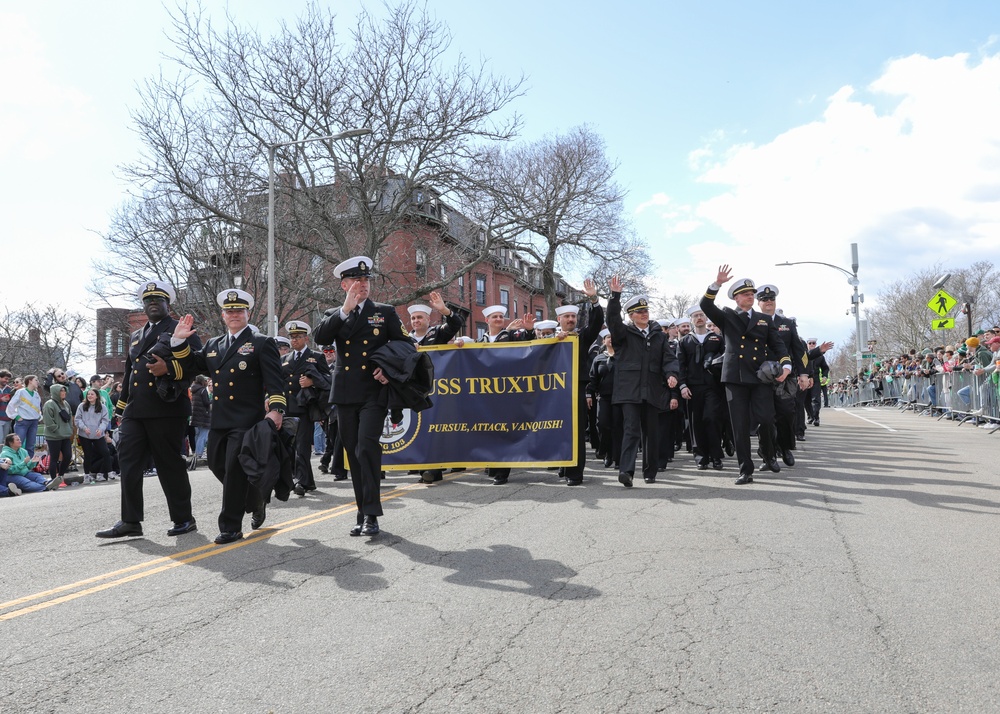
left=1, top=476, right=462, bottom=622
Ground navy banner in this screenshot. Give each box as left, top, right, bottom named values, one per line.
left=381, top=338, right=579, bottom=470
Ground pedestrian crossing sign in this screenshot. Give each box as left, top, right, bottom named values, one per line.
left=931, top=318, right=955, bottom=330
left=927, top=290, right=957, bottom=316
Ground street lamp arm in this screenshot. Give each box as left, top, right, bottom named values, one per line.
left=270, top=127, right=373, bottom=151
left=775, top=260, right=855, bottom=279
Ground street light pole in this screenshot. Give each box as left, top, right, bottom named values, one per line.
left=266, top=127, right=372, bottom=336
left=776, top=242, right=863, bottom=377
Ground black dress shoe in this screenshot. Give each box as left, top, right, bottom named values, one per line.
left=492, top=476, right=508, bottom=485
left=795, top=435, right=806, bottom=442
left=333, top=472, right=348, bottom=481
left=214, top=531, right=244, bottom=545
left=293, top=483, right=306, bottom=496
left=618, top=472, right=633, bottom=488
left=724, top=442, right=735, bottom=457
left=96, top=521, right=143, bottom=538
left=360, top=516, right=380, bottom=536
left=167, top=520, right=197, bottom=536
left=251, top=505, right=266, bottom=530
left=349, top=524, right=363, bottom=536
left=697, top=462, right=709, bottom=471
left=781, top=450, right=795, bottom=467
left=644, top=477, right=656, bottom=484
left=318, top=464, right=329, bottom=474
left=566, top=479, right=582, bottom=486
left=735, top=474, right=754, bottom=485
left=603, top=456, right=613, bottom=468
left=764, top=459, right=781, bottom=473
left=712, top=459, right=724, bottom=470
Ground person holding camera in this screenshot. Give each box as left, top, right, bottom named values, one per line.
left=1, top=432, right=54, bottom=493
left=96, top=281, right=202, bottom=539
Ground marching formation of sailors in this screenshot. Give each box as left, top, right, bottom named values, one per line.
left=95, top=260, right=833, bottom=543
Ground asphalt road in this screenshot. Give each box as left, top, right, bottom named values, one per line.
left=3, top=406, right=1000, bottom=713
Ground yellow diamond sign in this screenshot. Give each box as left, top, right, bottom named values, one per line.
left=927, top=290, right=957, bottom=316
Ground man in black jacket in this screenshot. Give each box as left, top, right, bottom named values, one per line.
left=606, top=276, right=679, bottom=487
left=755, top=285, right=807, bottom=466
left=282, top=320, right=331, bottom=496
left=677, top=305, right=726, bottom=471
left=314, top=256, right=410, bottom=537
left=170, top=288, right=286, bottom=544
left=96, top=280, right=202, bottom=539
left=699, top=266, right=791, bottom=484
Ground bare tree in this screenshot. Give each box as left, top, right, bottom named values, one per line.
left=0, top=304, right=90, bottom=379
left=477, top=125, right=646, bottom=313
left=646, top=291, right=698, bottom=323
left=107, top=0, right=526, bottom=315
left=866, top=261, right=1000, bottom=356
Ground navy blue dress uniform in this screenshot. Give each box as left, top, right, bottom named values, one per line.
left=409, top=303, right=465, bottom=484
left=589, top=329, right=622, bottom=470
left=556, top=301, right=604, bottom=486
left=805, top=339, right=830, bottom=425
left=699, top=278, right=791, bottom=483
left=606, top=293, right=680, bottom=487
left=756, top=286, right=806, bottom=465
left=314, top=256, right=410, bottom=535
left=677, top=308, right=726, bottom=470
left=281, top=321, right=331, bottom=493
left=97, top=280, right=201, bottom=539
left=171, top=289, right=287, bottom=541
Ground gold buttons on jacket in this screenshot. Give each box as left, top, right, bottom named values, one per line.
left=345, top=340, right=351, bottom=345
left=344, top=366, right=350, bottom=371
left=361, top=365, right=367, bottom=370
left=362, top=352, right=367, bottom=357
left=363, top=340, right=368, bottom=345
left=230, top=368, right=235, bottom=373
left=148, top=382, right=153, bottom=387
left=344, top=353, right=350, bottom=358
left=229, top=382, right=234, bottom=387
left=133, top=382, right=138, bottom=386
left=230, top=396, right=234, bottom=400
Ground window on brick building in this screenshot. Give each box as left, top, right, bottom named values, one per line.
left=476, top=322, right=487, bottom=340
left=499, top=288, right=509, bottom=311
left=416, top=248, right=426, bottom=278
left=458, top=275, right=465, bottom=301
left=104, top=329, right=112, bottom=357
left=475, top=274, right=486, bottom=305
left=535, top=308, right=544, bottom=321
left=513, top=299, right=518, bottom=316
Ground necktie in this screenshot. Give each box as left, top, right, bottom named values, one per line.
left=223, top=334, right=232, bottom=352
left=641, top=329, right=648, bottom=337
left=294, top=351, right=301, bottom=362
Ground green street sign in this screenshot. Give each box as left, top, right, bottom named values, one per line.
left=931, top=318, right=956, bottom=331
left=927, top=290, right=957, bottom=316
left=862, top=352, right=877, bottom=359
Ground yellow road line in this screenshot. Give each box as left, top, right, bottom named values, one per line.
left=1, top=473, right=468, bottom=622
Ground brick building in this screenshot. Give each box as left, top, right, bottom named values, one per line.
left=95, top=178, right=587, bottom=371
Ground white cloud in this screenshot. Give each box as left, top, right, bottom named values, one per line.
left=642, top=51, right=1000, bottom=353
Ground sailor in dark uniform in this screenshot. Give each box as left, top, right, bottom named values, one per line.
left=314, top=256, right=410, bottom=537
left=96, top=280, right=201, bottom=539
left=408, top=291, right=465, bottom=484
left=554, top=278, right=604, bottom=486
left=755, top=286, right=807, bottom=466
left=589, top=328, right=621, bottom=469
left=699, top=267, right=791, bottom=484
left=275, top=335, right=291, bottom=358
left=677, top=305, right=726, bottom=470
left=282, top=320, right=331, bottom=496
left=169, top=288, right=287, bottom=544
left=476, top=304, right=535, bottom=485
left=606, top=277, right=679, bottom=487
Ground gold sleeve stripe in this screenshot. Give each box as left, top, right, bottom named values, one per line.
left=172, top=345, right=191, bottom=359
left=779, top=356, right=791, bottom=363
left=172, top=360, right=183, bottom=380
left=268, top=394, right=287, bottom=406
left=116, top=400, right=127, bottom=410
left=704, top=292, right=716, bottom=299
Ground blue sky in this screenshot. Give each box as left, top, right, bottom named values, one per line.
left=4, top=1, right=1000, bottom=372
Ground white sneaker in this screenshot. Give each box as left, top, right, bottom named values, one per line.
left=44, top=475, right=64, bottom=491
left=7, top=482, right=22, bottom=496
left=84, top=474, right=95, bottom=484
left=107, top=472, right=118, bottom=480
